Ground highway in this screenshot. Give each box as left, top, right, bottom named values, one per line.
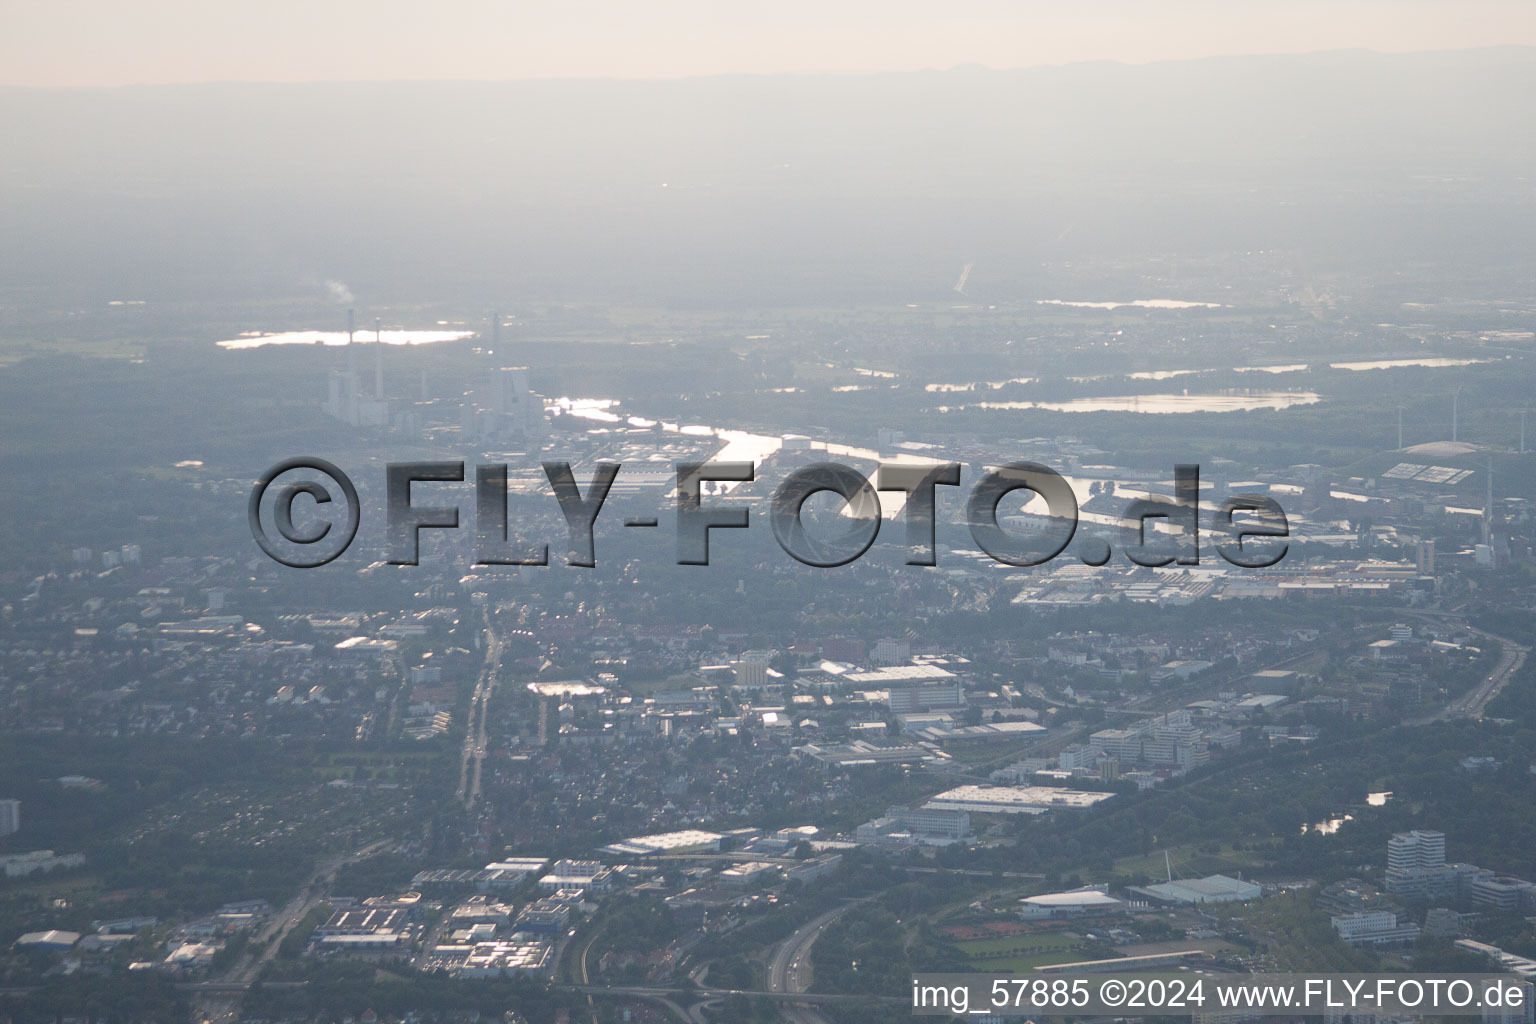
left=1444, top=631, right=1527, bottom=720
left=560, top=983, right=902, bottom=1008
left=193, top=838, right=391, bottom=1023
left=458, top=609, right=503, bottom=809
left=765, top=899, right=866, bottom=1024
left=1405, top=612, right=1529, bottom=725
left=573, top=926, right=602, bottom=1024
left=247, top=838, right=392, bottom=981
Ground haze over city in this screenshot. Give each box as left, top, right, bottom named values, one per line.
left=2, top=5, right=1535, bottom=1024
left=4, top=0, right=1536, bottom=85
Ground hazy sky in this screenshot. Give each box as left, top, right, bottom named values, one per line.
left=5, top=0, right=1536, bottom=86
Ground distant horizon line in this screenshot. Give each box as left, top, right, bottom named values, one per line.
left=3, top=43, right=1533, bottom=91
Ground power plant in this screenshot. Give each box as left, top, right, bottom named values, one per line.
left=323, top=308, right=547, bottom=446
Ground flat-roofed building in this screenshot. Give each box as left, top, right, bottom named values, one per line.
left=718, top=862, right=779, bottom=887
left=449, top=898, right=513, bottom=928
left=314, top=907, right=406, bottom=937
left=792, top=739, right=943, bottom=770
left=514, top=896, right=574, bottom=934
left=785, top=853, right=843, bottom=885
left=1234, top=694, right=1288, bottom=715
left=457, top=939, right=553, bottom=977
left=1457, top=939, right=1536, bottom=982
left=597, top=830, right=724, bottom=859
left=922, top=785, right=1114, bottom=816
left=538, top=859, right=615, bottom=892
left=1471, top=876, right=1536, bottom=913
left=906, top=720, right=1047, bottom=744
left=851, top=805, right=970, bottom=844
left=1331, top=910, right=1421, bottom=948
left=0, top=850, right=85, bottom=878
left=316, top=932, right=408, bottom=957
left=13, top=930, right=79, bottom=951
left=844, top=664, right=956, bottom=687
left=481, top=857, right=550, bottom=889
left=844, top=665, right=962, bottom=714
left=485, top=856, right=550, bottom=875
left=1387, top=862, right=1486, bottom=902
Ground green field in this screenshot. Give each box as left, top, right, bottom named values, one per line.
left=952, top=931, right=1089, bottom=971
left=953, top=932, right=1078, bottom=957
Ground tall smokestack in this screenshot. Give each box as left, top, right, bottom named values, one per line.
left=347, top=308, right=355, bottom=344
left=491, top=311, right=500, bottom=351
left=1484, top=456, right=1494, bottom=546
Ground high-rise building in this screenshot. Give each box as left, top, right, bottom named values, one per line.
left=871, top=637, right=911, bottom=665
left=887, top=681, right=965, bottom=714
left=0, top=799, right=19, bottom=837
left=888, top=805, right=970, bottom=839
left=733, top=659, right=768, bottom=688
left=324, top=323, right=391, bottom=428
left=1058, top=746, right=1106, bottom=771
left=326, top=365, right=359, bottom=422
left=1388, top=830, right=1446, bottom=872
left=325, top=364, right=390, bottom=427
left=1416, top=538, right=1436, bottom=575
left=461, top=366, right=546, bottom=444
left=1386, top=830, right=1463, bottom=900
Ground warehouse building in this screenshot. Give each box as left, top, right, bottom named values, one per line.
left=1131, top=874, right=1261, bottom=905
left=922, top=785, right=1114, bottom=816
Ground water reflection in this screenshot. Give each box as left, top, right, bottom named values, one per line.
left=217, top=329, right=473, bottom=349
left=1035, top=298, right=1225, bottom=310
left=924, top=356, right=1499, bottom=394
left=938, top=392, right=1321, bottom=414
left=1330, top=358, right=1494, bottom=371
left=1303, top=791, right=1392, bottom=834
